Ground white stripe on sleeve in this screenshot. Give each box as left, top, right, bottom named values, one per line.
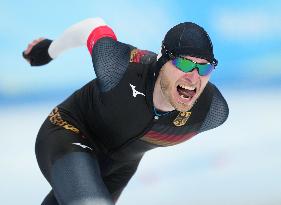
left=48, top=18, right=106, bottom=59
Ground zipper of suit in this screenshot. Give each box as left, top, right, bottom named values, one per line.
left=105, top=112, right=166, bottom=155
left=107, top=107, right=176, bottom=156
left=107, top=116, right=156, bottom=156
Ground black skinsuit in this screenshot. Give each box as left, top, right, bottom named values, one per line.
left=35, top=37, right=229, bottom=205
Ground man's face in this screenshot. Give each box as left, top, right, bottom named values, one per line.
left=159, top=56, right=211, bottom=112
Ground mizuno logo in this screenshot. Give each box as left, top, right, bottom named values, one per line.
left=72, top=142, right=93, bottom=151
left=129, top=83, right=145, bottom=98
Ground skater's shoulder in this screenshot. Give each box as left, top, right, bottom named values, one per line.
left=199, top=82, right=229, bottom=132
left=129, top=48, right=157, bottom=65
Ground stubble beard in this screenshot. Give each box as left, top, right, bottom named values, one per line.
left=160, top=73, right=195, bottom=112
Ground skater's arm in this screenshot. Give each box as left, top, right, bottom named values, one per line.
left=49, top=18, right=107, bottom=58
left=23, top=17, right=112, bottom=66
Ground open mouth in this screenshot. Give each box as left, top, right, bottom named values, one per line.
left=176, top=84, right=197, bottom=100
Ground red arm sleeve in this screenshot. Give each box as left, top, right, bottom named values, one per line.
left=87, top=26, right=117, bottom=55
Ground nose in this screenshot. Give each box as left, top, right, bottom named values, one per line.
left=184, top=67, right=200, bottom=83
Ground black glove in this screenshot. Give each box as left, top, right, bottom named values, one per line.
left=22, top=39, right=53, bottom=66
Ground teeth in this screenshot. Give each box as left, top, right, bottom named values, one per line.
left=179, top=84, right=195, bottom=91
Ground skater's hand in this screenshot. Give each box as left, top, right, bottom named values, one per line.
left=23, top=37, right=53, bottom=66
left=23, top=37, right=45, bottom=58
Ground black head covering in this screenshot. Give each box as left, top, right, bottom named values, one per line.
left=157, top=22, right=218, bottom=69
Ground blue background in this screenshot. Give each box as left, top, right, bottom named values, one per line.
left=0, top=0, right=280, bottom=204
left=1, top=0, right=281, bottom=105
